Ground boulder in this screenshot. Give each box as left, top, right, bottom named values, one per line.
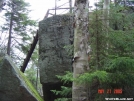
left=39, top=15, right=74, bottom=84
left=0, top=53, right=43, bottom=101
left=39, top=15, right=74, bottom=101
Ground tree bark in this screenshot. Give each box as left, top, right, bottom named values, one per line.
left=0, top=0, right=4, bottom=11
left=72, top=0, right=90, bottom=101
left=103, top=0, right=110, bottom=27
left=103, top=0, right=110, bottom=51
left=95, top=11, right=100, bottom=69
left=20, top=31, right=38, bottom=73
left=7, top=10, right=13, bottom=56
left=69, top=0, right=72, bottom=13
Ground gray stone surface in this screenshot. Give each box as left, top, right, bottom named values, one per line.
left=0, top=54, right=43, bottom=101
left=39, top=15, right=74, bottom=83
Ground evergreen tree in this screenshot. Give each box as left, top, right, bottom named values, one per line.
left=47, top=1, right=134, bottom=100
left=1, top=0, right=37, bottom=65
left=87, top=1, right=134, bottom=99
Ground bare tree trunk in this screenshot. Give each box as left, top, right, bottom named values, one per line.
left=103, top=0, right=110, bottom=51
left=72, top=0, right=90, bottom=101
left=69, top=0, right=72, bottom=13
left=103, top=0, right=110, bottom=27
left=0, top=0, right=4, bottom=11
left=55, top=0, right=57, bottom=15
left=7, top=11, right=13, bottom=56
left=95, top=10, right=100, bottom=69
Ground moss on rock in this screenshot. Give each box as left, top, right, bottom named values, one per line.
left=0, top=54, right=44, bottom=101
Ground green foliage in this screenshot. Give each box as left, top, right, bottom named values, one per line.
left=56, top=71, right=73, bottom=84
left=0, top=0, right=37, bottom=66
left=54, top=98, right=71, bottom=101
left=77, top=71, right=108, bottom=85
left=51, top=86, right=72, bottom=97
left=52, top=71, right=72, bottom=101
left=108, top=30, right=134, bottom=56
left=54, top=3, right=134, bottom=100
left=25, top=61, right=43, bottom=95
left=102, top=56, right=134, bottom=88
left=0, top=0, right=40, bottom=95
left=19, top=71, right=43, bottom=101
left=53, top=71, right=108, bottom=100
left=63, top=45, right=73, bottom=57
left=31, top=45, right=39, bottom=65
left=104, top=57, right=134, bottom=72
left=88, top=2, right=134, bottom=100
left=25, top=67, right=37, bottom=88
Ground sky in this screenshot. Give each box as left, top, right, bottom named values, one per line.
left=25, top=0, right=98, bottom=21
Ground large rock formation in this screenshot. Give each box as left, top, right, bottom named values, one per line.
left=39, top=15, right=74, bottom=101
left=0, top=53, right=43, bottom=101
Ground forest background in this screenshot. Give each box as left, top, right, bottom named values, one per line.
left=0, top=0, right=134, bottom=101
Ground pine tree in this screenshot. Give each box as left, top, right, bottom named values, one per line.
left=1, top=0, right=37, bottom=65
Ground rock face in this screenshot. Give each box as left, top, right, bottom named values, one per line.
left=0, top=53, right=43, bottom=101
left=39, top=15, right=74, bottom=101
left=39, top=15, right=74, bottom=83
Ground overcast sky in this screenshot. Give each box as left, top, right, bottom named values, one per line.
left=25, top=0, right=97, bottom=21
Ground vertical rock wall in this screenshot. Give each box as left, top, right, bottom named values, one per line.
left=39, top=15, right=74, bottom=84
left=39, top=15, right=74, bottom=101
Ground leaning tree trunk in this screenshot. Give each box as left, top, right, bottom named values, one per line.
left=72, top=0, right=90, bottom=101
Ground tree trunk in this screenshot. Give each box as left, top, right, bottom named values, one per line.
left=0, top=0, right=4, bottom=11
left=36, top=67, right=39, bottom=90
left=7, top=11, right=13, bottom=56
left=103, top=0, right=110, bottom=51
left=69, top=0, right=72, bottom=13
left=95, top=11, right=100, bottom=69
left=103, top=0, right=110, bottom=28
left=72, top=0, right=90, bottom=101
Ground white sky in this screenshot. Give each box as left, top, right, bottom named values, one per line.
left=25, top=0, right=98, bottom=21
